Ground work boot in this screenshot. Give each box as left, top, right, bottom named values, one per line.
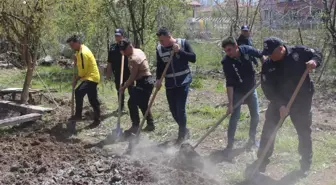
left=124, top=125, right=139, bottom=138
left=245, top=139, right=259, bottom=151
left=299, top=159, right=311, bottom=177
left=87, top=119, right=101, bottom=129
left=143, top=119, right=155, bottom=132
left=143, top=124, right=155, bottom=132
left=68, top=115, right=82, bottom=122
left=175, top=129, right=190, bottom=146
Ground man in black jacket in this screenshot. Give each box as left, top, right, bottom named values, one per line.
left=236, top=25, right=258, bottom=66
left=245, top=37, right=322, bottom=178
left=221, top=36, right=264, bottom=154
left=107, top=28, right=130, bottom=112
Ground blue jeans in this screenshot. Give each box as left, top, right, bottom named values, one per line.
left=227, top=90, right=259, bottom=148
left=166, top=84, right=189, bottom=134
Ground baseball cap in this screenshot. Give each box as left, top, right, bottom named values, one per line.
left=156, top=27, right=170, bottom=36
left=115, top=28, right=124, bottom=36
left=118, top=38, right=131, bottom=50
left=241, top=25, right=249, bottom=31
left=262, top=37, right=284, bottom=56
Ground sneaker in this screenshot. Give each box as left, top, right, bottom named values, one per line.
left=68, top=115, right=82, bottom=122
left=143, top=124, right=155, bottom=132
left=175, top=129, right=190, bottom=145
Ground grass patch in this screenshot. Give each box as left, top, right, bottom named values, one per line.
left=188, top=105, right=225, bottom=119
left=190, top=41, right=223, bottom=71
left=216, top=81, right=225, bottom=93
left=190, top=76, right=204, bottom=89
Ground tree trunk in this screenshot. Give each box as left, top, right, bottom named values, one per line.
left=107, top=26, right=110, bottom=52
left=21, top=53, right=34, bottom=104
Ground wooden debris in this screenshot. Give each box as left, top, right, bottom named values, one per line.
left=0, top=100, right=53, bottom=114
left=0, top=113, right=42, bottom=127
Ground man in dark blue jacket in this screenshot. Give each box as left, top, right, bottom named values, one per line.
left=155, top=27, right=196, bottom=145
left=106, top=28, right=131, bottom=113
left=245, top=37, right=322, bottom=178
left=236, top=25, right=258, bottom=66
left=221, top=36, right=265, bottom=154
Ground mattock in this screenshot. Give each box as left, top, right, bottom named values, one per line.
left=176, top=81, right=261, bottom=169
left=244, top=69, right=310, bottom=181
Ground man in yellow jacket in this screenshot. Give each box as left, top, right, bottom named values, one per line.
left=67, top=35, right=101, bottom=128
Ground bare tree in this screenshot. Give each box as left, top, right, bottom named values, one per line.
left=0, top=0, right=55, bottom=103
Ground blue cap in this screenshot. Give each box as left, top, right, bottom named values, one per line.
left=241, top=25, right=249, bottom=31
left=115, top=28, right=124, bottom=36
left=262, top=37, right=284, bottom=56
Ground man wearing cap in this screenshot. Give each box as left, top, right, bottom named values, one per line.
left=245, top=37, right=322, bottom=178
left=106, top=28, right=131, bottom=113
left=155, top=27, right=196, bottom=145
left=221, top=36, right=265, bottom=155
left=67, top=35, right=101, bottom=128
left=237, top=25, right=258, bottom=66
left=118, top=38, right=155, bottom=135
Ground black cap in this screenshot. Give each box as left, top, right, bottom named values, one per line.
left=156, top=27, right=170, bottom=36
left=241, top=25, right=249, bottom=31
left=118, top=38, right=131, bottom=50
left=262, top=37, right=284, bottom=56
left=115, top=28, right=124, bottom=36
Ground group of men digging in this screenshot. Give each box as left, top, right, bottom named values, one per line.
left=66, top=25, right=322, bottom=178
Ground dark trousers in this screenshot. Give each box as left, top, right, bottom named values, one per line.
left=227, top=90, right=259, bottom=148
left=166, top=84, right=190, bottom=134
left=128, top=76, right=154, bottom=127
left=257, top=96, right=313, bottom=168
left=75, top=81, right=100, bottom=121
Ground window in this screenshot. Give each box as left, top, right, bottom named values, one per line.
left=264, top=10, right=269, bottom=20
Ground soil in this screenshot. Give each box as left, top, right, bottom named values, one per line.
left=0, top=128, right=220, bottom=185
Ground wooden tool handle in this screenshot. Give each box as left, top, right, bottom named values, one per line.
left=117, top=55, right=125, bottom=128
left=136, top=51, right=175, bottom=136
left=71, top=58, right=76, bottom=116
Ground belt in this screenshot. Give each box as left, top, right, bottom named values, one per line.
left=166, top=69, right=190, bottom=78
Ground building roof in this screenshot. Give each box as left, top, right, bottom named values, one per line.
left=189, top=1, right=202, bottom=7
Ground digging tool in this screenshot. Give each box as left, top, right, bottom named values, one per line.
left=110, top=55, right=125, bottom=141
left=244, top=69, right=310, bottom=181
left=173, top=82, right=261, bottom=170
left=67, top=58, right=77, bottom=134
left=126, top=51, right=175, bottom=152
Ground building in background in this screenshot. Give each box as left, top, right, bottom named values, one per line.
left=261, top=0, right=324, bottom=29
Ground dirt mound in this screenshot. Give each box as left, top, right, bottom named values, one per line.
left=0, top=130, right=220, bottom=185
left=0, top=132, right=156, bottom=185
